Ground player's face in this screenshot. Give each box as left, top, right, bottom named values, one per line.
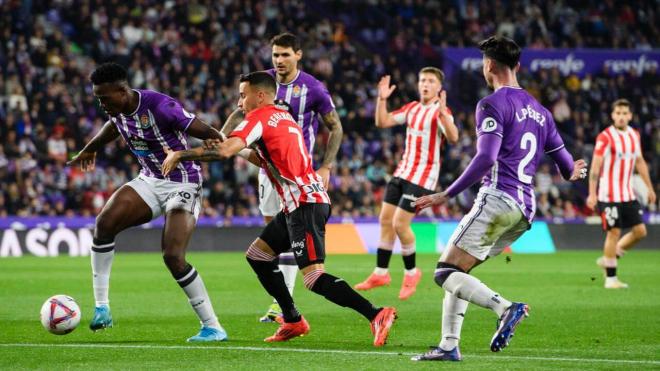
left=418, top=73, right=442, bottom=102
left=238, top=82, right=258, bottom=113
left=271, top=45, right=302, bottom=79
left=611, top=105, right=632, bottom=129
left=93, top=83, right=129, bottom=116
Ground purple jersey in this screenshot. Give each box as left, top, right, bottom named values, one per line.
left=110, top=89, right=202, bottom=184
left=266, top=69, right=335, bottom=155
left=476, top=86, right=566, bottom=222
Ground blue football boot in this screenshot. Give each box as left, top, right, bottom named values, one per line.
left=490, top=302, right=529, bottom=352
left=89, top=305, right=113, bottom=331
left=187, top=326, right=228, bottom=342
left=411, top=346, right=462, bottom=361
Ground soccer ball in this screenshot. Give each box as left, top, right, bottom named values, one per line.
left=40, top=295, right=81, bottom=335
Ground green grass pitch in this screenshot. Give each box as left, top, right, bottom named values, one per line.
left=1, top=251, right=659, bottom=370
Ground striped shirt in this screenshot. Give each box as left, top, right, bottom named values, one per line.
left=391, top=99, right=453, bottom=190
left=594, top=125, right=641, bottom=203
left=230, top=105, right=331, bottom=213
left=110, top=89, right=202, bottom=184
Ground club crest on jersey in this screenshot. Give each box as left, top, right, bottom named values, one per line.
left=139, top=114, right=152, bottom=129
left=292, top=85, right=302, bottom=98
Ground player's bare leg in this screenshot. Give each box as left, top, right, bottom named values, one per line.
left=90, top=185, right=153, bottom=331
left=615, top=223, right=647, bottom=257
left=599, top=228, right=628, bottom=288
left=393, top=207, right=422, bottom=300
left=162, top=209, right=227, bottom=342
left=433, top=245, right=528, bottom=353
left=355, top=202, right=396, bottom=290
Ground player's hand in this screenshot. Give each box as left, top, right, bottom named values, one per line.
left=648, top=188, right=657, bottom=206
left=377, top=75, right=396, bottom=100
left=67, top=150, right=96, bottom=172
left=586, top=193, right=598, bottom=210
left=412, top=192, right=448, bottom=212
left=162, top=148, right=181, bottom=177
left=438, top=90, right=447, bottom=112
left=317, top=165, right=331, bottom=190
left=203, top=139, right=222, bottom=150
left=569, top=159, right=588, bottom=181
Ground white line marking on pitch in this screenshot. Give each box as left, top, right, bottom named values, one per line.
left=0, top=343, right=658, bottom=365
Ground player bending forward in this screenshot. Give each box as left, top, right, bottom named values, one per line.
left=162, top=71, right=397, bottom=346
left=587, top=99, right=656, bottom=289
left=68, top=63, right=227, bottom=341
left=411, top=36, right=587, bottom=361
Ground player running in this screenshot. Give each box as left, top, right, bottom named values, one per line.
left=410, top=36, right=587, bottom=361
left=587, top=99, right=656, bottom=289
left=354, top=68, right=458, bottom=300
left=162, top=71, right=396, bottom=346
left=68, top=62, right=228, bottom=342
left=220, top=33, right=343, bottom=322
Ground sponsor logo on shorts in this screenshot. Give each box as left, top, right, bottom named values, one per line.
left=291, top=240, right=305, bottom=256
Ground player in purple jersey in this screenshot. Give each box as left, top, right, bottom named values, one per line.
left=410, top=37, right=587, bottom=361
left=220, top=33, right=343, bottom=323
left=67, top=63, right=228, bottom=342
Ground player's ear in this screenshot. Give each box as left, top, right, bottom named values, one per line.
left=295, top=49, right=302, bottom=61
left=514, top=62, right=521, bottom=73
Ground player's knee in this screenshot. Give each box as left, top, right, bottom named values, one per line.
left=94, top=214, right=117, bottom=240
left=162, top=251, right=186, bottom=273
left=434, top=262, right=464, bottom=287
left=246, top=241, right=276, bottom=262
left=379, top=214, right=393, bottom=228
left=634, top=225, right=647, bottom=239
left=303, top=268, right=325, bottom=290
left=392, top=218, right=411, bottom=236
left=607, top=228, right=621, bottom=239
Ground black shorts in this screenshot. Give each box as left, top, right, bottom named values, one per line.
left=597, top=201, right=643, bottom=231
left=384, top=177, right=434, bottom=213
left=258, top=203, right=331, bottom=268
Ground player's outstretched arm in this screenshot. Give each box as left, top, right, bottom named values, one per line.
left=437, top=90, right=459, bottom=144
left=67, top=120, right=120, bottom=172
left=220, top=109, right=245, bottom=137
left=634, top=154, right=657, bottom=205
left=185, top=118, right=224, bottom=140
left=413, top=133, right=502, bottom=211
left=161, top=137, right=252, bottom=176
left=375, top=75, right=398, bottom=128
left=318, top=109, right=343, bottom=189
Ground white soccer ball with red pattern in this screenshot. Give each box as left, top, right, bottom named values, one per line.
left=40, top=295, right=81, bottom=335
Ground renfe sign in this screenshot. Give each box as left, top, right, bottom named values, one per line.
left=442, top=48, right=660, bottom=78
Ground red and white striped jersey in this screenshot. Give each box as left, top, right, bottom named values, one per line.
left=594, top=125, right=641, bottom=203
left=229, top=105, right=331, bottom=213
left=391, top=99, right=453, bottom=190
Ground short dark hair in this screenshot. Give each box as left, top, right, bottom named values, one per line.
left=270, top=32, right=301, bottom=52
left=478, top=36, right=521, bottom=69
left=419, top=67, right=445, bottom=83
left=90, top=62, right=128, bottom=85
left=239, top=71, right=277, bottom=94
left=612, top=98, right=632, bottom=111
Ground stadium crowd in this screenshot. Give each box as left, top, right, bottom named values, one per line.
left=0, top=0, right=658, bottom=219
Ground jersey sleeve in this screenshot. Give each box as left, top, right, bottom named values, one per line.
left=632, top=129, right=642, bottom=157
left=229, top=117, right=263, bottom=147
left=543, top=114, right=566, bottom=154
left=391, top=102, right=416, bottom=125
left=593, top=132, right=610, bottom=157
left=475, top=99, right=504, bottom=138
left=313, top=83, right=335, bottom=116
left=157, top=99, right=196, bottom=132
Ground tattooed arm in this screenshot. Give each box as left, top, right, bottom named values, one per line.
left=162, top=137, right=260, bottom=175
left=220, top=109, right=245, bottom=136
left=316, top=109, right=343, bottom=188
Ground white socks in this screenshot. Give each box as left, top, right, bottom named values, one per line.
left=442, top=272, right=511, bottom=317
left=176, top=266, right=221, bottom=329
left=91, top=241, right=115, bottom=307
left=279, top=264, right=298, bottom=296
left=439, top=291, right=469, bottom=350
